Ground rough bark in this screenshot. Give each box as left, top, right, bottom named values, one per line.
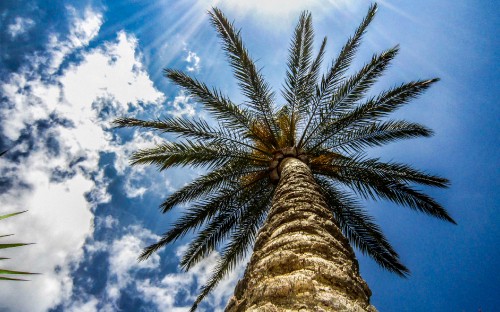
left=226, top=157, right=376, bottom=312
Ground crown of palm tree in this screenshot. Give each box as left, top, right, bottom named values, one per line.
left=115, top=4, right=454, bottom=310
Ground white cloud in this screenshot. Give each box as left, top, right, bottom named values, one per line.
left=0, top=6, right=166, bottom=312
left=62, top=31, right=164, bottom=111
left=123, top=165, right=148, bottom=198
left=46, top=7, right=103, bottom=74
left=104, top=226, right=161, bottom=306
left=86, top=169, right=112, bottom=206
left=75, top=232, right=246, bottom=312
left=185, top=49, right=201, bottom=72
left=7, top=16, right=35, bottom=38
left=169, top=91, right=196, bottom=118
left=84, top=240, right=109, bottom=256
left=66, top=7, right=102, bottom=48
left=0, top=157, right=95, bottom=311
left=137, top=244, right=248, bottom=311
left=102, top=215, right=119, bottom=229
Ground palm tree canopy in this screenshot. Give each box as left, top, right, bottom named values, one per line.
left=114, top=3, right=454, bottom=310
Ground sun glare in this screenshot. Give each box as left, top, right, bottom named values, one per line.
left=213, top=0, right=357, bottom=17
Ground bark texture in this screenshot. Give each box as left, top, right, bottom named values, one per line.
left=226, top=157, right=376, bottom=312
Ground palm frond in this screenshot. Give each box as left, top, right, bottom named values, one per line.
left=114, top=116, right=224, bottom=139
left=130, top=141, right=266, bottom=171
left=180, top=178, right=272, bottom=270
left=0, top=262, right=40, bottom=282
left=304, top=78, right=439, bottom=153
left=189, top=184, right=273, bottom=312
left=283, top=10, right=315, bottom=142
left=298, top=36, right=327, bottom=117
left=159, top=162, right=266, bottom=213
left=298, top=3, right=377, bottom=147
left=302, top=46, right=400, bottom=150
left=165, top=69, right=275, bottom=150
left=0, top=269, right=38, bottom=275
left=0, top=211, right=37, bottom=281
left=323, top=120, right=434, bottom=153
left=316, top=177, right=409, bottom=276
left=313, top=157, right=454, bottom=223
left=209, top=8, right=278, bottom=146
left=356, top=78, right=440, bottom=123
left=0, top=243, right=33, bottom=249
left=139, top=173, right=268, bottom=261
left=0, top=210, right=27, bottom=221
left=113, top=117, right=270, bottom=156
left=328, top=46, right=399, bottom=112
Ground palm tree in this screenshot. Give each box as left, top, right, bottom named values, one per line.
left=115, top=3, right=454, bottom=311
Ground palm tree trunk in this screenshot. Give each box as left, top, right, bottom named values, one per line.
left=226, top=157, right=376, bottom=311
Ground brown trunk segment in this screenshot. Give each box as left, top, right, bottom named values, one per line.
left=226, top=157, right=377, bottom=312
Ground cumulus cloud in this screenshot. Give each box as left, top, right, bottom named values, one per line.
left=103, top=225, right=161, bottom=309
left=136, top=244, right=247, bottom=311
left=46, top=7, right=103, bottom=74
left=72, top=226, right=246, bottom=312
left=0, top=6, right=165, bottom=312
left=168, top=91, right=197, bottom=118
left=185, top=49, right=201, bottom=72
left=62, top=228, right=163, bottom=312
left=6, top=16, right=35, bottom=38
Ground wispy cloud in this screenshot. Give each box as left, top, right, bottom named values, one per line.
left=45, top=7, right=103, bottom=74
left=7, top=16, right=35, bottom=39
left=185, top=49, right=201, bottom=72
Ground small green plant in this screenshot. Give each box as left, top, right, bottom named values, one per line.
left=0, top=211, right=37, bottom=281
left=0, top=151, right=37, bottom=281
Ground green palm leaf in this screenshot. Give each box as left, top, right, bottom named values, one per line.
left=326, top=120, right=433, bottom=153
left=313, top=157, right=454, bottom=223
left=209, top=8, right=279, bottom=146
left=316, top=177, right=409, bottom=276
left=130, top=140, right=266, bottom=171
left=0, top=210, right=27, bottom=221
left=283, top=11, right=315, bottom=145
left=0, top=210, right=37, bottom=281
left=298, top=3, right=378, bottom=147
left=302, top=46, right=400, bottom=149
left=180, top=178, right=271, bottom=271
left=139, top=173, right=269, bottom=261
left=159, top=162, right=265, bottom=213
left=1, top=152, right=38, bottom=281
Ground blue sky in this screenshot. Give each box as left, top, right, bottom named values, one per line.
left=0, top=0, right=498, bottom=311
